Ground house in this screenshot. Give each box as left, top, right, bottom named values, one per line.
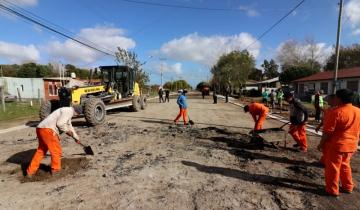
left=43, top=77, right=85, bottom=101
left=256, top=77, right=281, bottom=92
left=293, top=67, right=360, bottom=98
left=0, top=77, right=44, bottom=100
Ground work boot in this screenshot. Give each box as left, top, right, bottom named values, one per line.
left=293, top=143, right=300, bottom=148
left=340, top=188, right=353, bottom=194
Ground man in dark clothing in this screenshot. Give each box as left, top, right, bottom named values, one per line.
left=213, top=90, right=218, bottom=104
left=158, top=88, right=164, bottom=103
left=225, top=85, right=230, bottom=103
left=165, top=89, right=170, bottom=102
left=284, top=91, right=309, bottom=152
left=312, top=91, right=324, bottom=122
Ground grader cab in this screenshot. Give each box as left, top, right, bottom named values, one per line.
left=40, top=65, right=147, bottom=125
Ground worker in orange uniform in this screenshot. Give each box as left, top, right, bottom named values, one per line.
left=315, top=94, right=337, bottom=164
left=317, top=89, right=360, bottom=196
left=26, top=106, right=82, bottom=177
left=244, top=102, right=269, bottom=131
left=174, top=89, right=188, bottom=125
left=284, top=91, right=308, bottom=152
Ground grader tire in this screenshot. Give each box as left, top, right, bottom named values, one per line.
left=140, top=95, right=147, bottom=110
left=132, top=96, right=141, bottom=112
left=39, top=100, right=60, bottom=120
left=84, top=99, right=106, bottom=126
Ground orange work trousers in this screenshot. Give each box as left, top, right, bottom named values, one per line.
left=254, top=114, right=267, bottom=131
left=174, top=108, right=187, bottom=125
left=27, top=128, right=62, bottom=175
left=325, top=151, right=354, bottom=195
left=289, top=123, right=307, bottom=151
left=320, top=142, right=329, bottom=164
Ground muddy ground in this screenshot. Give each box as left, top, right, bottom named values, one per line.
left=0, top=96, right=359, bottom=210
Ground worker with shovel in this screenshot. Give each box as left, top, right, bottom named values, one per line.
left=174, top=89, right=188, bottom=125
left=318, top=89, right=360, bottom=196
left=244, top=102, right=269, bottom=131
left=284, top=91, right=308, bottom=152
left=26, top=106, right=83, bottom=177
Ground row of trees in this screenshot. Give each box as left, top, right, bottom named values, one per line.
left=210, top=40, right=360, bottom=90
left=163, top=80, right=192, bottom=91
left=1, top=63, right=96, bottom=79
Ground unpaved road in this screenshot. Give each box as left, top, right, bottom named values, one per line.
left=0, top=95, right=359, bottom=210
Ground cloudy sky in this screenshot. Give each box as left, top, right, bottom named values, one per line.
left=0, top=0, right=359, bottom=85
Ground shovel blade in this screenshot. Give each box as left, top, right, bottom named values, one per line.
left=83, top=146, right=94, bottom=155
left=189, top=120, right=195, bottom=125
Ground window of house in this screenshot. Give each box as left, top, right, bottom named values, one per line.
left=347, top=80, right=359, bottom=92
left=307, top=83, right=315, bottom=91
left=48, top=82, right=58, bottom=96
left=21, top=85, right=24, bottom=91
left=299, top=84, right=305, bottom=94
left=320, top=82, right=328, bottom=94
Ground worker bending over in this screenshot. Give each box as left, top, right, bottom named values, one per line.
left=174, top=90, right=188, bottom=125
left=284, top=92, right=308, bottom=152
left=318, top=89, right=360, bottom=196
left=244, top=102, right=269, bottom=131
left=26, top=106, right=82, bottom=177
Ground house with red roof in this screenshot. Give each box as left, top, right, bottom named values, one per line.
left=293, top=67, right=360, bottom=97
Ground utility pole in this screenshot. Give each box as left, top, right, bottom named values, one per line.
left=159, top=58, right=166, bottom=87
left=333, top=0, right=343, bottom=94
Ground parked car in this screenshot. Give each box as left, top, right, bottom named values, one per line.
left=4, top=94, right=17, bottom=102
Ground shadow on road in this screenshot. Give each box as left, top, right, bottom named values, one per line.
left=182, top=160, right=324, bottom=195
left=6, top=149, right=51, bottom=176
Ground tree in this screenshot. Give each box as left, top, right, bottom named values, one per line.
left=17, top=63, right=37, bottom=78
left=115, top=47, right=149, bottom=88
left=277, top=38, right=328, bottom=69
left=211, top=50, right=255, bottom=91
left=325, top=44, right=360, bottom=70
left=163, top=80, right=191, bottom=91
left=1, top=64, right=19, bottom=77
left=248, top=68, right=263, bottom=81
left=196, top=81, right=210, bottom=91
left=261, top=59, right=279, bottom=79
left=279, top=65, right=319, bottom=84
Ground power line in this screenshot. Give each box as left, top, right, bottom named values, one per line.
left=120, top=0, right=239, bottom=12
left=0, top=3, right=116, bottom=57
left=1, top=0, right=116, bottom=56
left=245, top=0, right=306, bottom=50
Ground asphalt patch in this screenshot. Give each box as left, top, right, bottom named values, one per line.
left=20, top=157, right=90, bottom=183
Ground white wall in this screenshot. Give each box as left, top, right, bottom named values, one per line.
left=1, top=77, right=44, bottom=99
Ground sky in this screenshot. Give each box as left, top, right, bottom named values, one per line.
left=0, top=0, right=359, bottom=86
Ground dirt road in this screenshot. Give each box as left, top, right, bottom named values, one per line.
left=0, top=96, right=359, bottom=210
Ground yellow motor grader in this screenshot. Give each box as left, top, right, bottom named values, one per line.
left=40, top=65, right=147, bottom=125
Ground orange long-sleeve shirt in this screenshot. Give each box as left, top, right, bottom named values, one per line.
left=249, top=102, right=269, bottom=118
left=323, top=104, right=360, bottom=153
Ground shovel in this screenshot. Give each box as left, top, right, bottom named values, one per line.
left=188, top=115, right=195, bottom=126
left=76, top=141, right=94, bottom=155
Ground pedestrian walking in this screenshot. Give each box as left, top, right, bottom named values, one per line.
left=225, top=85, right=230, bottom=103
left=158, top=87, right=164, bottom=103
left=174, top=89, right=188, bottom=125
left=213, top=90, right=217, bottom=104
left=165, top=89, right=170, bottom=102
left=284, top=91, right=309, bottom=152
left=277, top=88, right=284, bottom=112
left=270, top=89, right=276, bottom=110
left=262, top=89, right=269, bottom=106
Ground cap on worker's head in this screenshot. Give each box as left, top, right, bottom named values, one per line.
left=336, top=89, right=354, bottom=104
left=244, top=105, right=249, bottom=113
left=178, top=89, right=183, bottom=93
left=73, top=105, right=83, bottom=114
left=283, top=91, right=294, bottom=99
